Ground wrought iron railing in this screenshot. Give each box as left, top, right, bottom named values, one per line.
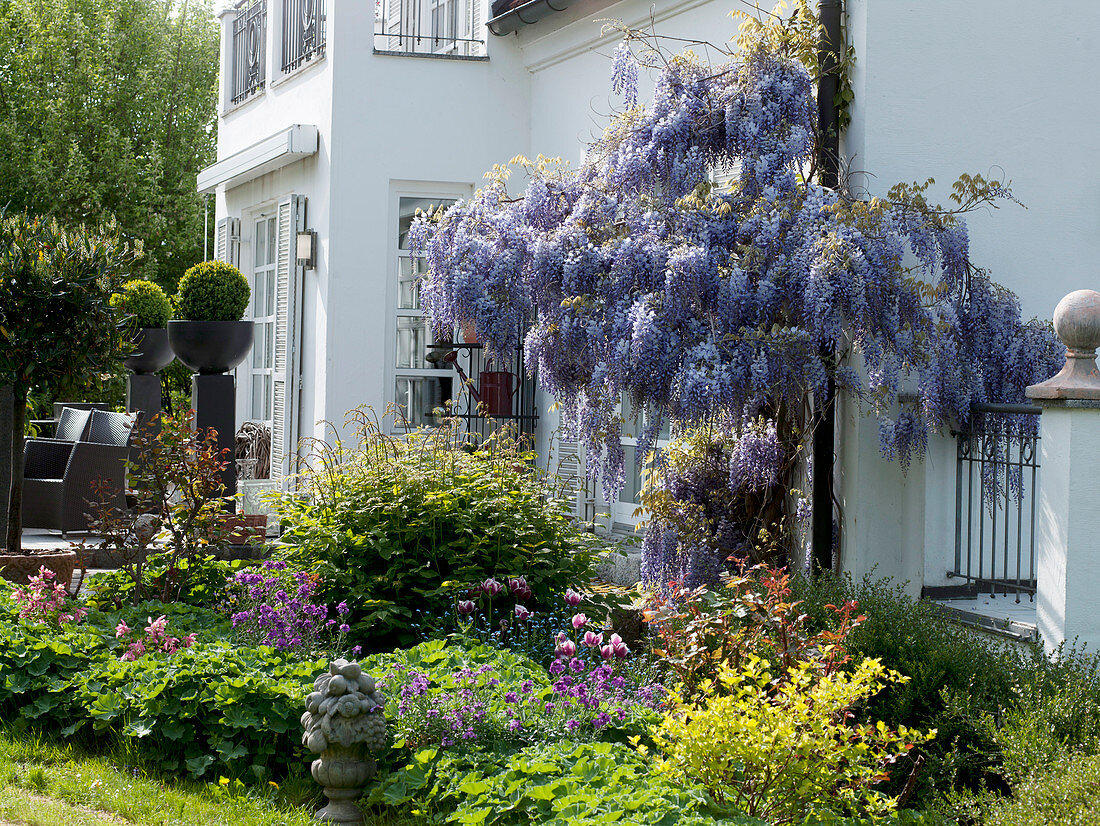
left=376, top=0, right=486, bottom=57
left=282, top=0, right=326, bottom=73
left=951, top=403, right=1041, bottom=602
left=232, top=0, right=268, bottom=105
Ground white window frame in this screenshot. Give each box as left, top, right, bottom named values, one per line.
left=387, top=182, right=472, bottom=432
left=613, top=400, right=672, bottom=529
left=246, top=207, right=279, bottom=429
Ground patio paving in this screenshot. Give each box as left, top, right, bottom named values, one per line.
left=19, top=528, right=114, bottom=594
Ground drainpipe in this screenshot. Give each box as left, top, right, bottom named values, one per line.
left=812, top=0, right=843, bottom=574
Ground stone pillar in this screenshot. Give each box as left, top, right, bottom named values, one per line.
left=192, top=374, right=237, bottom=508
left=1026, top=289, right=1100, bottom=654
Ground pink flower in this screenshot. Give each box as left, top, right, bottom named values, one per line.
left=115, top=621, right=130, bottom=639
left=609, top=632, right=629, bottom=659
left=481, top=578, right=502, bottom=597
left=600, top=643, right=615, bottom=660
left=571, top=613, right=588, bottom=630
left=555, top=637, right=577, bottom=658
left=514, top=605, right=531, bottom=621
left=145, top=615, right=168, bottom=639
left=182, top=634, right=197, bottom=648
left=583, top=630, right=603, bottom=648
left=457, top=600, right=476, bottom=616
left=508, top=577, right=532, bottom=600
left=564, top=588, right=583, bottom=606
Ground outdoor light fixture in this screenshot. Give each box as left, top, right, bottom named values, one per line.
left=296, top=230, right=317, bottom=269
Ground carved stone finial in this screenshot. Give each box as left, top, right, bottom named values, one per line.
left=1027, top=289, right=1100, bottom=401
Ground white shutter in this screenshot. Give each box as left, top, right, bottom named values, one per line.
left=385, top=0, right=407, bottom=49
left=466, top=0, right=479, bottom=56
left=555, top=439, right=594, bottom=522
left=270, top=196, right=306, bottom=484
left=215, top=218, right=227, bottom=262
left=214, top=217, right=241, bottom=264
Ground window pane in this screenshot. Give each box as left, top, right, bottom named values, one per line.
left=264, top=374, right=273, bottom=421
left=266, top=271, right=276, bottom=316
left=252, top=323, right=264, bottom=369
left=398, top=256, right=425, bottom=309
left=252, top=376, right=265, bottom=420
left=396, top=316, right=431, bottom=368
left=267, top=217, right=277, bottom=267
left=255, top=220, right=266, bottom=268
left=265, top=321, right=275, bottom=368
left=398, top=196, right=455, bottom=250
left=618, top=443, right=642, bottom=504
left=395, top=376, right=448, bottom=427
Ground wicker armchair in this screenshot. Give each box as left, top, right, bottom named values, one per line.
left=22, top=409, right=135, bottom=535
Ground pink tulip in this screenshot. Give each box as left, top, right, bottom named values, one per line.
left=571, top=613, right=588, bottom=630
left=457, top=600, right=476, bottom=616
left=514, top=605, right=532, bottom=621
left=564, top=588, right=583, bottom=607
left=583, top=630, right=603, bottom=648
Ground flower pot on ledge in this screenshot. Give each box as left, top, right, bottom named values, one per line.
left=167, top=320, right=254, bottom=375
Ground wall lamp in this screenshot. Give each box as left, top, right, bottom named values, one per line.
left=296, top=230, right=317, bottom=269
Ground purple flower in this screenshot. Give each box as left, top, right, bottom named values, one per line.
left=339, top=623, right=350, bottom=633
left=336, top=601, right=349, bottom=616
left=514, top=605, right=531, bottom=621
left=508, top=576, right=532, bottom=600
left=352, top=645, right=362, bottom=655
left=457, top=600, right=476, bottom=616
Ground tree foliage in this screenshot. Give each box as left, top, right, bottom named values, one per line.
left=0, top=214, right=140, bottom=552
left=411, top=7, right=1063, bottom=582
left=0, top=0, right=219, bottom=292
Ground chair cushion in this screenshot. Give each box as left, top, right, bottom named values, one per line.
left=86, top=410, right=134, bottom=447
left=55, top=407, right=93, bottom=441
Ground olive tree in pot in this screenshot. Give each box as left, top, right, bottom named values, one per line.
left=168, top=261, right=252, bottom=501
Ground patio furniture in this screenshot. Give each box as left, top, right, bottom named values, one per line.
left=21, top=409, right=136, bottom=535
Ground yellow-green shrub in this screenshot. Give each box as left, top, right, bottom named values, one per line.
left=647, top=655, right=934, bottom=825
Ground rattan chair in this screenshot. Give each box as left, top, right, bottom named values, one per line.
left=22, top=409, right=135, bottom=535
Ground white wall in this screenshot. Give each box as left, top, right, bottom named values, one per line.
left=844, top=0, right=1100, bottom=322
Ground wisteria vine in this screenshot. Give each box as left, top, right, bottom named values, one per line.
left=410, top=19, right=1062, bottom=584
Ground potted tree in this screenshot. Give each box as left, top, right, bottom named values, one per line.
left=167, top=261, right=253, bottom=373
left=111, top=280, right=175, bottom=374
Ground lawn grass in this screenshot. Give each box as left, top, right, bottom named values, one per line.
left=0, top=728, right=416, bottom=826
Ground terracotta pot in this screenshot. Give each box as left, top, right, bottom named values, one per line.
left=461, top=320, right=478, bottom=344
left=220, top=514, right=268, bottom=545
left=0, top=549, right=78, bottom=587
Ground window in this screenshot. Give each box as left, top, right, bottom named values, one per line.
left=249, top=214, right=278, bottom=425
left=614, top=394, right=672, bottom=528
left=376, top=0, right=484, bottom=56
left=231, top=0, right=267, bottom=105
left=281, top=0, right=326, bottom=74
left=393, top=195, right=456, bottom=428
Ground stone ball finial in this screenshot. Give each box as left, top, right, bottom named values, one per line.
left=1028, top=289, right=1100, bottom=402
left=1053, top=289, right=1100, bottom=355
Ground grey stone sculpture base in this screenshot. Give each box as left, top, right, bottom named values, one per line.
left=312, top=747, right=375, bottom=825
left=192, top=373, right=236, bottom=506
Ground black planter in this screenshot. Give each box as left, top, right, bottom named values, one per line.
left=168, top=320, right=255, bottom=375
left=123, top=327, right=175, bottom=375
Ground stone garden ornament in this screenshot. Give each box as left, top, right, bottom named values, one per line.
left=302, top=659, right=387, bottom=824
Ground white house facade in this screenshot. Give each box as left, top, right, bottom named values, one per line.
left=200, top=0, right=1100, bottom=628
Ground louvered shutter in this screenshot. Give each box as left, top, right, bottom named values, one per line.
left=386, top=0, right=409, bottom=49
left=214, top=217, right=241, bottom=264
left=269, top=196, right=306, bottom=484
left=467, top=0, right=480, bottom=56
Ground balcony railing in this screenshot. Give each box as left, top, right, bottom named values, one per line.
left=282, top=0, right=326, bottom=73
left=951, top=403, right=1041, bottom=602
left=232, top=0, right=268, bottom=105
left=375, top=0, right=486, bottom=57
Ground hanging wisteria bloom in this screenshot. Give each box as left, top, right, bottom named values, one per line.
left=412, top=24, right=1063, bottom=586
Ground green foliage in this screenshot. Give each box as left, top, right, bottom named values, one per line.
left=651, top=656, right=931, bottom=824
left=111, top=279, right=173, bottom=328
left=0, top=213, right=141, bottom=552
left=87, top=411, right=234, bottom=604
left=0, top=0, right=219, bottom=290
left=83, top=552, right=246, bottom=611
left=983, top=753, right=1100, bottom=826
left=274, top=412, right=601, bottom=647
left=0, top=595, right=322, bottom=781
left=176, top=261, right=250, bottom=321
left=370, top=740, right=753, bottom=825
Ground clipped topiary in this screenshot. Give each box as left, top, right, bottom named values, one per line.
left=111, top=279, right=173, bottom=328
left=176, top=261, right=250, bottom=322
